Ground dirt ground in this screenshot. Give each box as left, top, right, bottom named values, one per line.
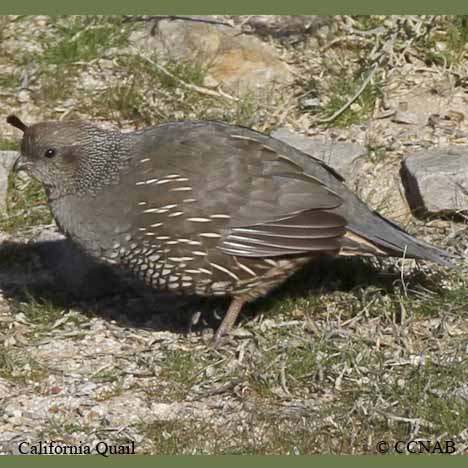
left=0, top=15, right=467, bottom=454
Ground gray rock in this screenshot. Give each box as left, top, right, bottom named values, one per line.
left=391, top=110, right=420, bottom=125
left=32, top=230, right=124, bottom=298
left=452, top=384, right=468, bottom=402
left=130, top=19, right=292, bottom=95
left=299, top=96, right=321, bottom=110
left=401, top=147, right=468, bottom=216
left=271, top=127, right=368, bottom=181
left=0, top=151, right=19, bottom=214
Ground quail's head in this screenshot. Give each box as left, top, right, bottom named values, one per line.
left=7, top=115, right=121, bottom=198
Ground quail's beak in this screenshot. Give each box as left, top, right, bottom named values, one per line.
left=6, top=115, right=30, bottom=173
left=12, top=154, right=30, bottom=173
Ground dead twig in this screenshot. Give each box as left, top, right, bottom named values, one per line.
left=317, top=63, right=379, bottom=124
left=123, top=16, right=233, bottom=29
left=316, top=28, right=398, bottom=125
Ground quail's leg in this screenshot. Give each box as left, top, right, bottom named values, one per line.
left=213, top=296, right=247, bottom=347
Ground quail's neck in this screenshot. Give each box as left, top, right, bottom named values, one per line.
left=70, top=130, right=136, bottom=198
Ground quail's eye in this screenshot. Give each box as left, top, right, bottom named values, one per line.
left=44, top=148, right=56, bottom=158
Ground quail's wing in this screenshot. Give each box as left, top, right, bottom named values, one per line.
left=124, top=122, right=347, bottom=257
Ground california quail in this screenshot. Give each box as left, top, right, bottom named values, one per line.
left=6, top=115, right=457, bottom=344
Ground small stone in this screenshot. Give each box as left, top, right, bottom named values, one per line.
left=205, top=366, right=216, bottom=378
left=446, top=110, right=465, bottom=123
left=202, top=75, right=219, bottom=88
left=452, top=384, right=468, bottom=402
left=0, top=151, right=19, bottom=214
left=391, top=110, right=419, bottom=125
left=401, top=147, right=468, bottom=216
left=16, top=89, right=30, bottom=104
left=299, top=96, right=320, bottom=109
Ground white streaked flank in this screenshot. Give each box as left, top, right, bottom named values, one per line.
left=199, top=232, right=221, bottom=238
left=170, top=187, right=193, bottom=192
left=198, top=267, right=212, bottom=275
left=188, top=217, right=211, bottom=223
left=235, top=261, right=257, bottom=277
left=155, top=179, right=172, bottom=185
left=168, top=256, right=195, bottom=262
left=188, top=240, right=202, bottom=246
left=209, top=262, right=240, bottom=280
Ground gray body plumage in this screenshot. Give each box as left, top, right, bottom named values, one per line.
left=7, top=115, right=458, bottom=340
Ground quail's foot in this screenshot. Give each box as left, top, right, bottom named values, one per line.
left=213, top=296, right=247, bottom=348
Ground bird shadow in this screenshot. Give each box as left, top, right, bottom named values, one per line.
left=0, top=238, right=447, bottom=336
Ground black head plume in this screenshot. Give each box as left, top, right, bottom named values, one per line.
left=6, top=115, right=28, bottom=132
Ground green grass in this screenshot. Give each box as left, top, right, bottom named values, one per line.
left=10, top=17, right=132, bottom=111
left=138, top=420, right=221, bottom=454
left=389, top=360, right=468, bottom=435
left=83, top=83, right=150, bottom=125
left=39, top=16, right=130, bottom=65
left=0, top=174, right=52, bottom=233
left=17, top=294, right=66, bottom=327
left=157, top=349, right=197, bottom=399
left=352, top=15, right=386, bottom=31
left=79, top=53, right=263, bottom=128
left=0, top=348, right=48, bottom=383
left=0, top=138, right=19, bottom=151
left=33, top=66, right=77, bottom=105
left=155, top=61, right=206, bottom=90
left=321, top=73, right=383, bottom=127
left=422, top=16, right=468, bottom=67
left=79, top=55, right=209, bottom=126
left=0, top=72, right=20, bottom=89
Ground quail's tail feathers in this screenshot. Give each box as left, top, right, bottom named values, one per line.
left=338, top=196, right=459, bottom=268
